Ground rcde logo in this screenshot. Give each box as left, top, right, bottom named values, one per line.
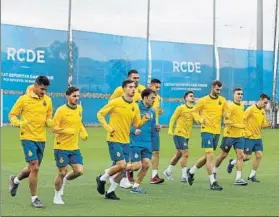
left=7, top=47, right=45, bottom=63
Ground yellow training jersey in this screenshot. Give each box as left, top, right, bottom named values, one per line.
left=192, top=95, right=229, bottom=135
left=9, top=90, right=53, bottom=142
left=97, top=97, right=148, bottom=144
left=52, top=104, right=87, bottom=151
left=109, top=84, right=146, bottom=102
left=243, top=104, right=270, bottom=139
left=152, top=94, right=161, bottom=124
left=223, top=102, right=245, bottom=138
left=168, top=104, right=199, bottom=139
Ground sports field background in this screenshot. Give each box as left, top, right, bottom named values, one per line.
left=1, top=127, right=279, bottom=216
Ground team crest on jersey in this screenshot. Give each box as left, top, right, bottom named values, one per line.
left=116, top=152, right=121, bottom=157
left=218, top=101, right=222, bottom=105
left=134, top=153, right=139, bottom=159
left=28, top=150, right=33, bottom=157
left=138, top=89, right=141, bottom=93
left=43, top=101, right=47, bottom=106
left=132, top=107, right=135, bottom=112
left=59, top=157, right=64, bottom=164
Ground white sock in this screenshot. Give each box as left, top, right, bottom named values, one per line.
left=231, top=160, right=237, bottom=165
left=249, top=169, right=256, bottom=178
left=209, top=174, right=215, bottom=185
left=14, top=177, right=20, bottom=184
left=133, top=183, right=140, bottom=188
left=182, top=167, right=187, bottom=177
left=167, top=165, right=173, bottom=173
left=63, top=177, right=68, bottom=184
left=189, top=165, right=198, bottom=174
left=107, top=180, right=118, bottom=194
left=213, top=166, right=217, bottom=174
left=55, top=190, right=61, bottom=198
left=100, top=172, right=110, bottom=181
left=31, top=195, right=38, bottom=203
left=152, top=170, right=158, bottom=178
left=236, top=171, right=242, bottom=180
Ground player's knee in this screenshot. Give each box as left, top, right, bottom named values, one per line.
left=29, top=161, right=39, bottom=173
left=153, top=151, right=159, bottom=157
left=142, top=160, right=151, bottom=170
left=75, top=170, right=84, bottom=177
left=206, top=152, right=214, bottom=161
left=119, top=162, right=127, bottom=170
left=134, top=162, right=142, bottom=171
left=256, top=152, right=263, bottom=159
left=237, top=152, right=244, bottom=160
left=59, top=169, right=68, bottom=177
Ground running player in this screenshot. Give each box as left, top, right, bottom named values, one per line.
left=187, top=80, right=229, bottom=191
left=8, top=76, right=53, bottom=208
left=51, top=86, right=88, bottom=204
left=96, top=79, right=149, bottom=200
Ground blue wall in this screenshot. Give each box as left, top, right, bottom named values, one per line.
left=1, top=24, right=276, bottom=124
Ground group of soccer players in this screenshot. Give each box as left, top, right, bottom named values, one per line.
left=7, top=69, right=271, bottom=206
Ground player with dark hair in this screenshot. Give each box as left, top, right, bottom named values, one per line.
left=8, top=76, right=53, bottom=208
left=213, top=87, right=247, bottom=185
left=96, top=79, right=149, bottom=200
left=187, top=80, right=229, bottom=191
left=109, top=69, right=146, bottom=102
left=149, top=78, right=164, bottom=184
left=164, top=91, right=201, bottom=182
left=227, top=93, right=271, bottom=182
left=109, top=69, right=146, bottom=187
left=51, top=86, right=88, bottom=204
left=125, top=88, right=157, bottom=194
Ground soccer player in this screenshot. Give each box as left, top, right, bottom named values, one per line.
left=187, top=80, right=229, bottom=191
left=51, top=86, right=88, bottom=204
left=213, top=87, right=247, bottom=185
left=227, top=93, right=271, bottom=182
left=149, top=79, right=164, bottom=184
left=96, top=79, right=149, bottom=200
left=109, top=69, right=146, bottom=186
left=109, top=69, right=146, bottom=102
left=125, top=88, right=157, bottom=194
left=164, top=91, right=201, bottom=182
left=8, top=76, right=53, bottom=208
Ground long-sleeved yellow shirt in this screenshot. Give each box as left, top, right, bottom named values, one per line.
left=109, top=84, right=146, bottom=102
left=192, top=95, right=229, bottom=134
left=51, top=104, right=87, bottom=151
left=97, top=96, right=148, bottom=144
left=243, top=104, right=271, bottom=139
left=223, top=102, right=245, bottom=138
left=168, top=104, right=200, bottom=139
left=9, top=90, right=53, bottom=142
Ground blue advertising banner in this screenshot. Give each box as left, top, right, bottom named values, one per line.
left=72, top=30, right=148, bottom=94
left=1, top=24, right=69, bottom=92
left=219, top=48, right=273, bottom=101
left=151, top=41, right=215, bottom=99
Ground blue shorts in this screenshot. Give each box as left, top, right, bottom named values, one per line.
left=152, top=131, right=160, bottom=152
left=201, top=133, right=220, bottom=152
left=173, top=135, right=189, bottom=150
left=108, top=142, right=130, bottom=163
left=54, top=149, right=83, bottom=168
left=130, top=146, right=152, bottom=162
left=244, top=139, right=263, bottom=155
left=21, top=140, right=45, bottom=164
left=220, top=137, right=245, bottom=153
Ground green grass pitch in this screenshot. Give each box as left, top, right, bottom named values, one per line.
left=1, top=127, right=279, bottom=216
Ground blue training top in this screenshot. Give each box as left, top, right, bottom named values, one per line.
left=130, top=101, right=157, bottom=150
